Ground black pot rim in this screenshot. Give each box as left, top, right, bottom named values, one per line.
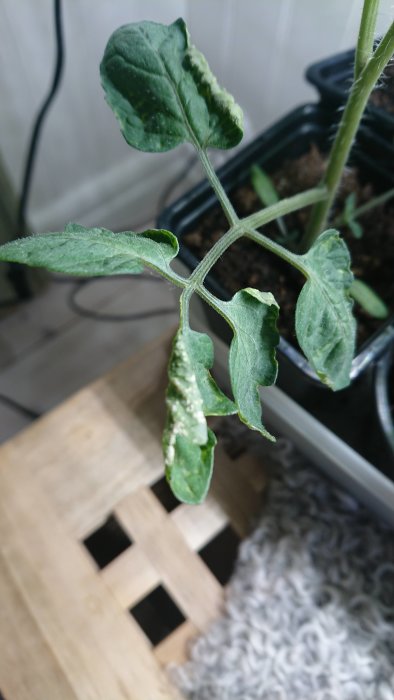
left=305, top=47, right=394, bottom=137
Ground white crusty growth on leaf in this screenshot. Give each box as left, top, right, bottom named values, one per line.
left=163, top=327, right=236, bottom=504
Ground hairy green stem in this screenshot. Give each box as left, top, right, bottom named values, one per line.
left=179, top=186, right=327, bottom=325
left=243, top=226, right=308, bottom=275
left=354, top=0, right=380, bottom=79
left=180, top=223, right=240, bottom=328
left=197, top=148, right=239, bottom=226
left=242, top=187, right=327, bottom=231
left=189, top=188, right=326, bottom=287
left=158, top=266, right=188, bottom=288
left=303, top=20, right=394, bottom=251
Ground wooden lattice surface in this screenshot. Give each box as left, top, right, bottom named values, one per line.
left=0, top=329, right=266, bottom=700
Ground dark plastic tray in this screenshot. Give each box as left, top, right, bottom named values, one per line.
left=157, top=104, right=394, bottom=472
left=306, top=48, right=394, bottom=139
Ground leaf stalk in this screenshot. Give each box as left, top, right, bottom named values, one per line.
left=179, top=186, right=328, bottom=323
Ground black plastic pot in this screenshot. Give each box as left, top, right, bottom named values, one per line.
left=375, top=343, right=394, bottom=455
left=306, top=48, right=394, bottom=140
left=158, top=104, right=394, bottom=473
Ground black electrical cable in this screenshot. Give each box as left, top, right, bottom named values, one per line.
left=2, top=0, right=199, bottom=313
left=5, top=0, right=64, bottom=304
left=67, top=277, right=177, bottom=323
left=17, top=0, right=64, bottom=235
left=0, top=1, right=181, bottom=422
left=0, top=393, right=42, bottom=420
left=156, top=152, right=199, bottom=217
left=56, top=153, right=199, bottom=322
left=0, top=298, right=20, bottom=310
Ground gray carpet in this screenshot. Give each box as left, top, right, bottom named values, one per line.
left=172, top=433, right=394, bottom=700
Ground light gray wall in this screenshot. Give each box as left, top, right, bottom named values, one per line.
left=0, top=0, right=392, bottom=232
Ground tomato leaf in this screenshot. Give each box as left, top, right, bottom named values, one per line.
left=100, top=19, right=243, bottom=152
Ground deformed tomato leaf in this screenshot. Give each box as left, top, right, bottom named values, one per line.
left=215, top=288, right=280, bottom=441
left=186, top=328, right=237, bottom=416
left=163, top=327, right=235, bottom=504
left=296, top=229, right=356, bottom=390
left=0, top=223, right=179, bottom=278
left=165, top=429, right=217, bottom=506
left=100, top=18, right=243, bottom=153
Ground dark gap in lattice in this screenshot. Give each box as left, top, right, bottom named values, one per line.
left=130, top=585, right=185, bottom=646
left=83, top=514, right=132, bottom=569
left=198, top=524, right=241, bottom=585
left=151, top=475, right=180, bottom=513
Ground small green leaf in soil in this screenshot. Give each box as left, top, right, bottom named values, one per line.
left=350, top=278, right=389, bottom=319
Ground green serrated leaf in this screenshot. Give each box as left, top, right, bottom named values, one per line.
left=250, top=165, right=287, bottom=239
left=344, top=192, right=357, bottom=220
left=348, top=219, right=364, bottom=239
left=0, top=224, right=178, bottom=278
left=350, top=279, right=389, bottom=319
left=296, top=229, right=356, bottom=390
left=215, top=288, right=279, bottom=441
left=163, top=327, right=235, bottom=504
left=100, top=18, right=243, bottom=153
left=250, top=165, right=279, bottom=207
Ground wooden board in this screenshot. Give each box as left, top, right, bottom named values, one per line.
left=0, top=328, right=266, bottom=700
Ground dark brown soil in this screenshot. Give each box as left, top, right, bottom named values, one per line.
left=183, top=145, right=394, bottom=350
left=370, top=61, right=394, bottom=115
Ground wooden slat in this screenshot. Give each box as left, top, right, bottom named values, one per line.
left=0, top=330, right=173, bottom=540
left=172, top=447, right=266, bottom=549
left=0, top=554, right=79, bottom=700
left=0, top=464, right=176, bottom=700
left=115, top=488, right=224, bottom=631
left=209, top=446, right=264, bottom=538
left=171, top=498, right=228, bottom=553
left=154, top=621, right=198, bottom=667
left=101, top=544, right=160, bottom=609
left=0, top=328, right=267, bottom=699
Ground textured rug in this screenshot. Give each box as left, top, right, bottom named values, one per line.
left=172, top=430, right=394, bottom=700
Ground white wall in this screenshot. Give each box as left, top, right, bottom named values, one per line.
left=187, top=0, right=393, bottom=135
left=0, top=0, right=392, bottom=232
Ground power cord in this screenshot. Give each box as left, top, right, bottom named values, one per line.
left=4, top=0, right=64, bottom=306
left=67, top=275, right=177, bottom=323
left=0, top=0, right=64, bottom=422
left=156, top=151, right=199, bottom=216
left=17, top=0, right=64, bottom=236
left=0, top=393, right=42, bottom=421
left=0, top=2, right=200, bottom=419
left=2, top=0, right=198, bottom=313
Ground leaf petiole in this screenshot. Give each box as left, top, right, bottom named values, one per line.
left=182, top=187, right=327, bottom=298
left=197, top=148, right=239, bottom=227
